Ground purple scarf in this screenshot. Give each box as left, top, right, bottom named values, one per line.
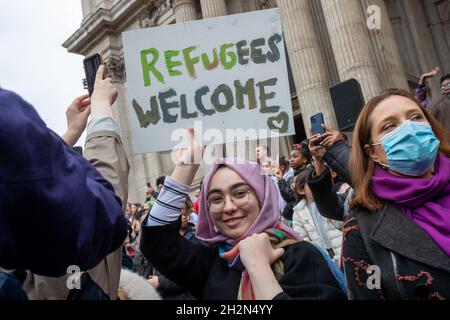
left=372, top=153, right=450, bottom=256
left=195, top=158, right=300, bottom=246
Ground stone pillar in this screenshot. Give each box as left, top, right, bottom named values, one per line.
left=309, top=0, right=340, bottom=86
left=173, top=0, right=198, bottom=23
left=401, top=0, right=442, bottom=99
left=362, top=0, right=409, bottom=90
left=241, top=0, right=258, bottom=12
left=277, top=0, right=338, bottom=133
left=422, top=0, right=450, bottom=73
left=385, top=0, right=415, bottom=77
left=320, top=0, right=382, bottom=102
left=226, top=0, right=258, bottom=14
left=81, top=0, right=92, bottom=18
left=200, top=0, right=227, bottom=18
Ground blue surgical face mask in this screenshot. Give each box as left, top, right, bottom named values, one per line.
left=371, top=120, right=440, bottom=176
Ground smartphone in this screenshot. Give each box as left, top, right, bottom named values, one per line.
left=310, top=112, right=326, bottom=145
left=83, top=53, right=104, bottom=96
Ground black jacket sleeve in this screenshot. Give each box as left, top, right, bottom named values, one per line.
left=307, top=169, right=345, bottom=221
left=278, top=241, right=347, bottom=300
left=140, top=217, right=216, bottom=299
left=322, top=140, right=352, bottom=186
left=278, top=179, right=296, bottom=203
left=341, top=217, right=385, bottom=300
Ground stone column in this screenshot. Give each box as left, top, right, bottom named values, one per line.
left=309, top=0, right=340, bottom=86
left=200, top=0, right=227, bottom=18
left=362, top=0, right=409, bottom=90
left=422, top=0, right=450, bottom=73
left=277, top=0, right=338, bottom=133
left=173, top=0, right=198, bottom=23
left=226, top=0, right=258, bottom=14
left=385, top=0, right=415, bottom=77
left=320, top=0, right=382, bottom=102
left=401, top=0, right=442, bottom=99
left=241, top=0, right=258, bottom=12
left=81, top=0, right=93, bottom=18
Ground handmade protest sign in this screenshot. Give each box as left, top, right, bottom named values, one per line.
left=123, top=8, right=294, bottom=154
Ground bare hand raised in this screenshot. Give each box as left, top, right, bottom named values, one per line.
left=90, top=65, right=118, bottom=118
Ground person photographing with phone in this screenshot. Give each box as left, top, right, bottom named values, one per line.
left=0, top=64, right=129, bottom=300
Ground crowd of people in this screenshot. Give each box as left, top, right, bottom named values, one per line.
left=0, top=64, right=449, bottom=300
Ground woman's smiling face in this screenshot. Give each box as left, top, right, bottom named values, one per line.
left=207, top=167, right=260, bottom=239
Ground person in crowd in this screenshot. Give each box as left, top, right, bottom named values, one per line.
left=19, top=65, right=130, bottom=300
left=428, top=94, right=450, bottom=131
left=261, top=159, right=286, bottom=216
left=156, top=176, right=166, bottom=194
left=131, top=197, right=199, bottom=300
left=275, top=156, right=293, bottom=186
left=292, top=169, right=343, bottom=265
left=275, top=142, right=312, bottom=225
left=306, top=128, right=353, bottom=223
left=179, top=198, right=198, bottom=241
left=342, top=88, right=450, bottom=299
left=140, top=129, right=347, bottom=300
left=255, top=145, right=270, bottom=164
left=145, top=184, right=157, bottom=202
left=146, top=199, right=200, bottom=300
left=416, top=67, right=450, bottom=109
left=0, top=65, right=127, bottom=281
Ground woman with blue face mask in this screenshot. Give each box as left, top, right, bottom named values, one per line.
left=342, top=88, right=450, bottom=300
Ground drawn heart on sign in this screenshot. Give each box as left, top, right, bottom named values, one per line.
left=267, top=111, right=289, bottom=133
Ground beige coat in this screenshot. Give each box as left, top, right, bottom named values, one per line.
left=23, top=130, right=130, bottom=300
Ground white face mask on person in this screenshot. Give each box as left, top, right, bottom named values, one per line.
left=371, top=120, right=440, bottom=176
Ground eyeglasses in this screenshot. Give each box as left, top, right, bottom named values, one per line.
left=441, top=83, right=450, bottom=91
left=207, top=187, right=252, bottom=212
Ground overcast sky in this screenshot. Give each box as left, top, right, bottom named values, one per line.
left=0, top=0, right=87, bottom=146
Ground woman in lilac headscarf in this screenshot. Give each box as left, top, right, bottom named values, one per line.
left=140, top=129, right=346, bottom=300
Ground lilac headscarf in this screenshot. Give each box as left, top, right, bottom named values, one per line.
left=196, top=158, right=300, bottom=246
left=372, top=153, right=450, bottom=256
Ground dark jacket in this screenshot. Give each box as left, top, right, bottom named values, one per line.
left=140, top=217, right=347, bottom=300
left=308, top=169, right=347, bottom=222
left=0, top=89, right=127, bottom=277
left=322, top=140, right=352, bottom=186
left=343, top=203, right=450, bottom=300
left=133, top=224, right=200, bottom=300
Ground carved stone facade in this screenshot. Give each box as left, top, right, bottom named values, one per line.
left=64, top=0, right=450, bottom=202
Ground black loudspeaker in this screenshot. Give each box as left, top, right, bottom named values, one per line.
left=330, top=79, right=365, bottom=131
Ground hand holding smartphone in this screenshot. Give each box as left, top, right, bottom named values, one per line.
left=310, top=112, right=326, bottom=145
left=83, top=53, right=104, bottom=96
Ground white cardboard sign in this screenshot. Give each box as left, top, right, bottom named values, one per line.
left=123, top=8, right=294, bottom=154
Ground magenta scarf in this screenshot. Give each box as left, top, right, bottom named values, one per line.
left=195, top=158, right=300, bottom=246
left=372, top=153, right=450, bottom=256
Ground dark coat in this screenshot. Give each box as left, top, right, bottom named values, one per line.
left=322, top=140, right=352, bottom=186
left=307, top=168, right=347, bottom=222
left=0, top=89, right=127, bottom=277
left=140, top=217, right=347, bottom=300
left=343, top=203, right=450, bottom=300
